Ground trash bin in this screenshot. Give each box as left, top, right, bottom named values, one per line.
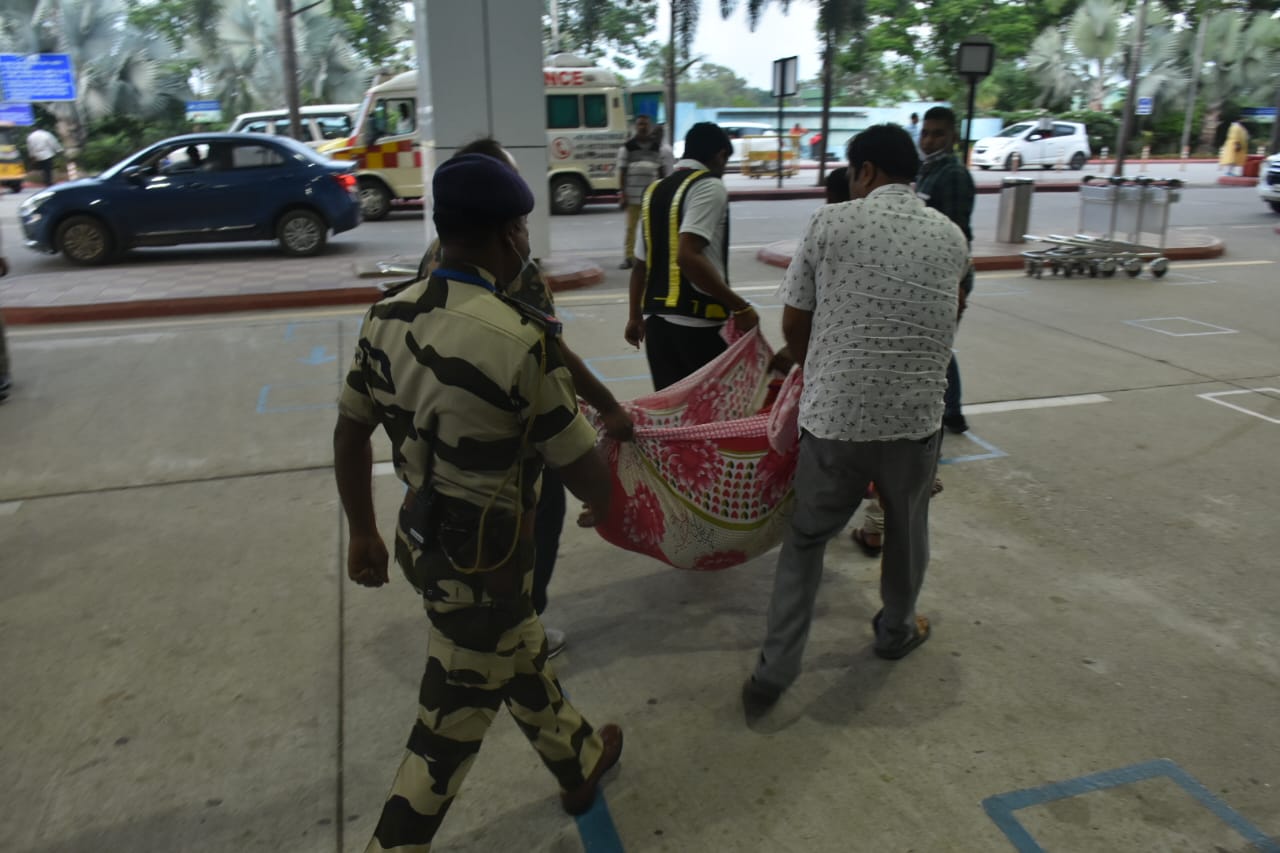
left=996, top=177, right=1036, bottom=243
left=1244, top=155, right=1264, bottom=179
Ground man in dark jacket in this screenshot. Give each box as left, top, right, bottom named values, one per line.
left=916, top=106, right=975, bottom=433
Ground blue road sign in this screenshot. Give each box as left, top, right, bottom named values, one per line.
left=0, top=102, right=35, bottom=125
left=1241, top=107, right=1277, bottom=119
left=185, top=99, right=222, bottom=122
left=1136, top=96, right=1153, bottom=116
left=0, top=54, right=77, bottom=102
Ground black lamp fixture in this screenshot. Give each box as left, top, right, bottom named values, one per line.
left=956, top=35, right=995, bottom=162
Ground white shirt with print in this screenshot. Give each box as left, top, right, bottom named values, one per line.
left=779, top=183, right=969, bottom=442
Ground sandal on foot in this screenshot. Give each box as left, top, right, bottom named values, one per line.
left=873, top=614, right=931, bottom=660
left=852, top=528, right=882, bottom=558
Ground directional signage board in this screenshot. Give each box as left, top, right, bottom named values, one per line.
left=1136, top=96, right=1153, bottom=116
left=185, top=100, right=222, bottom=122
left=772, top=56, right=798, bottom=98
left=0, top=54, right=77, bottom=102
left=0, top=102, right=35, bottom=125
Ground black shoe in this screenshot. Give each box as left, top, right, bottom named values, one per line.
left=0, top=375, right=10, bottom=403
left=942, top=412, right=968, bottom=433
left=619, top=258, right=634, bottom=270
left=741, top=676, right=782, bottom=717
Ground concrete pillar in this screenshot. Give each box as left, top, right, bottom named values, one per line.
left=416, top=0, right=551, bottom=259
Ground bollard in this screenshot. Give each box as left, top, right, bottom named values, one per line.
left=1180, top=145, right=1189, bottom=172
left=1011, top=151, right=1021, bottom=172
left=1101, top=146, right=1110, bottom=162
left=67, top=161, right=79, bottom=181
left=1140, top=145, right=1150, bottom=170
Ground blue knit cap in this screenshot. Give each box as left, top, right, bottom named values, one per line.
left=432, top=153, right=534, bottom=230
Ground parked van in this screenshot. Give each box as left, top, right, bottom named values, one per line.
left=228, top=105, right=359, bottom=149
left=325, top=56, right=663, bottom=219
left=970, top=119, right=1091, bottom=171
left=0, top=122, right=25, bottom=192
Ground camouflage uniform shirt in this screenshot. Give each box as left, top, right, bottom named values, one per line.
left=338, top=264, right=595, bottom=514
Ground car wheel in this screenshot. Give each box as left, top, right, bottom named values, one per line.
left=358, top=178, right=393, bottom=221
left=1070, top=152, right=1087, bottom=170
left=550, top=175, right=586, bottom=215
left=1270, top=201, right=1280, bottom=214
left=277, top=209, right=328, bottom=257
left=56, top=215, right=113, bottom=266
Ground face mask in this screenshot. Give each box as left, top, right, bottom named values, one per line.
left=508, top=239, right=533, bottom=289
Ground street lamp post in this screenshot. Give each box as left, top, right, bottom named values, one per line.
left=955, top=36, right=995, bottom=166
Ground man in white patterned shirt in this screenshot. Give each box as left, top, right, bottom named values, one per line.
left=744, top=124, right=969, bottom=713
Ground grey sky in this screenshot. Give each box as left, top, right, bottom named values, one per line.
left=652, top=0, right=824, bottom=90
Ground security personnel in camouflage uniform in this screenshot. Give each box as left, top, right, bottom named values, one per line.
left=414, top=139, right=634, bottom=656
left=333, top=153, right=622, bottom=852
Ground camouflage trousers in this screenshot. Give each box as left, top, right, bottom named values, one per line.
left=365, top=539, right=605, bottom=852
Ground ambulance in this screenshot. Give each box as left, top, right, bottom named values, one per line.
left=324, top=55, right=663, bottom=219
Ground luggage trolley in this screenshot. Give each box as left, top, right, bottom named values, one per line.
left=1022, top=175, right=1183, bottom=279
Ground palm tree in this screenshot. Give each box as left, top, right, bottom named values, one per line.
left=1068, top=0, right=1124, bottom=111
left=1195, top=10, right=1280, bottom=151
left=27, top=0, right=175, bottom=158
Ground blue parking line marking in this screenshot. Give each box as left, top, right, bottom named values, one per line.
left=575, top=794, right=626, bottom=852
left=982, top=759, right=1280, bottom=853
left=256, top=382, right=339, bottom=414
left=940, top=431, right=1007, bottom=465
left=557, top=306, right=577, bottom=322
left=283, top=323, right=297, bottom=341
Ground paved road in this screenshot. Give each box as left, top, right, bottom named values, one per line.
left=2, top=161, right=1268, bottom=284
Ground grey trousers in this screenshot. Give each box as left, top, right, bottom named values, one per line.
left=754, top=429, right=942, bottom=690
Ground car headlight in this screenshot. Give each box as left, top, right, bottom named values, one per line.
left=19, top=191, right=54, bottom=218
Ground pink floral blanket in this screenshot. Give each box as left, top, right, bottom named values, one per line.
left=588, top=328, right=802, bottom=570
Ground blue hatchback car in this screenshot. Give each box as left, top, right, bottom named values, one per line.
left=19, top=132, right=362, bottom=265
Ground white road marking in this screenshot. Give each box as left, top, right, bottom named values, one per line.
left=1197, top=389, right=1280, bottom=425
left=1124, top=317, right=1238, bottom=337
left=0, top=501, right=24, bottom=516
left=965, top=394, right=1110, bottom=415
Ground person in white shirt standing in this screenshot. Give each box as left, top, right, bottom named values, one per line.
left=26, top=127, right=62, bottom=187
left=743, top=124, right=969, bottom=714
left=624, top=121, right=758, bottom=390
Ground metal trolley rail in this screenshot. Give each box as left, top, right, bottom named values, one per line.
left=1022, top=175, right=1183, bottom=279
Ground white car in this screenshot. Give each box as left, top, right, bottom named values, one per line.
left=673, top=122, right=777, bottom=166
left=1258, top=153, right=1280, bottom=213
left=228, top=105, right=358, bottom=149
left=971, top=121, right=1091, bottom=171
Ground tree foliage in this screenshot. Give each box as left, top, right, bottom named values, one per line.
left=544, top=0, right=660, bottom=69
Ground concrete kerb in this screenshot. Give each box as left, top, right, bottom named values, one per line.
left=2, top=256, right=608, bottom=326
left=756, top=236, right=1227, bottom=272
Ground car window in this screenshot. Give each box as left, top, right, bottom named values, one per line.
left=583, top=94, right=608, bottom=128
left=229, top=143, right=286, bottom=169
left=159, top=143, right=211, bottom=173
left=368, top=97, right=415, bottom=141
left=316, top=114, right=352, bottom=139
left=242, top=121, right=271, bottom=134
left=547, top=94, right=580, bottom=129
left=999, top=123, right=1032, bottom=138
left=1053, top=123, right=1076, bottom=137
